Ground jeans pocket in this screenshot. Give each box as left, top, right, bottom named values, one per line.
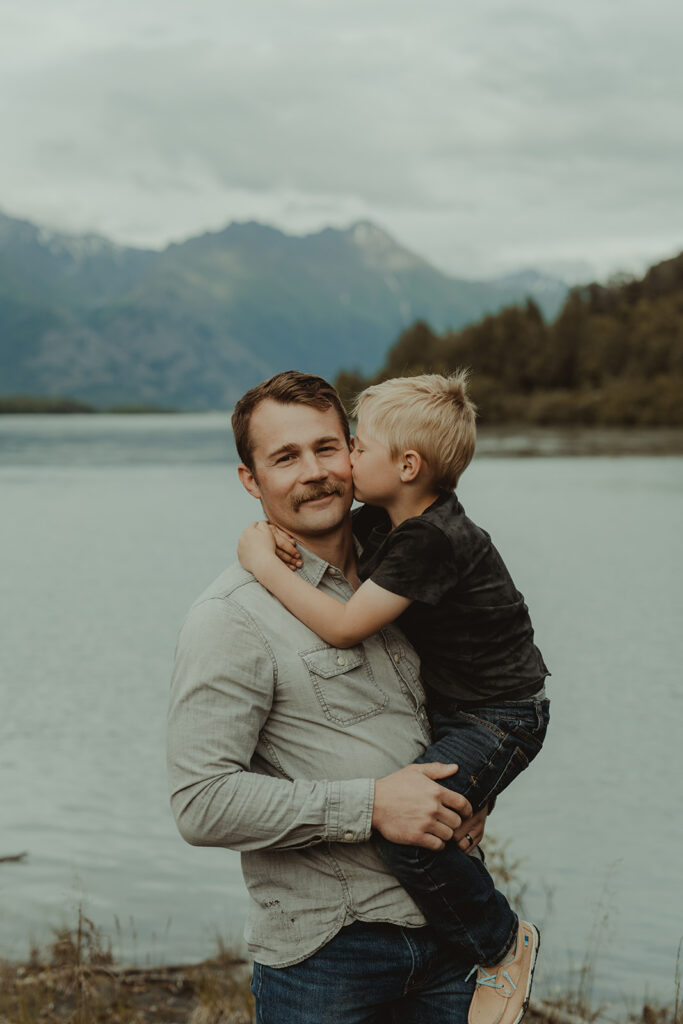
left=476, top=700, right=549, bottom=760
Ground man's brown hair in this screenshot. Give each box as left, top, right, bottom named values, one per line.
left=232, top=370, right=351, bottom=470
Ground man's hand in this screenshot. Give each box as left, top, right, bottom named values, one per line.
left=372, top=763, right=473, bottom=850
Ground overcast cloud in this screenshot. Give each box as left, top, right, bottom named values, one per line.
left=2, top=0, right=682, bottom=278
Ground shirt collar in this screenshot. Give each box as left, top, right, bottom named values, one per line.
left=295, top=544, right=333, bottom=588
left=296, top=541, right=360, bottom=589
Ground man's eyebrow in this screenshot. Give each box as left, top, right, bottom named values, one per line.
left=266, top=435, right=343, bottom=461
left=266, top=442, right=300, bottom=461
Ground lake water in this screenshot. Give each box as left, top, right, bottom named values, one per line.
left=1, top=415, right=682, bottom=1012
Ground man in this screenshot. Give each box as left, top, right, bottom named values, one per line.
left=167, top=371, right=489, bottom=1023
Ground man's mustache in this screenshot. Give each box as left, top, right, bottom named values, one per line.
left=292, top=482, right=346, bottom=510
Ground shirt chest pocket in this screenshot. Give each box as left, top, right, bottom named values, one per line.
left=300, top=645, right=388, bottom=725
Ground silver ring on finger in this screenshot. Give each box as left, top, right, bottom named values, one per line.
left=465, top=833, right=474, bottom=846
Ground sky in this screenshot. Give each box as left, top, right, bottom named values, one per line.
left=2, top=0, right=682, bottom=281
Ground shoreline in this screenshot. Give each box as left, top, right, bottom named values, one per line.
left=476, top=424, right=683, bottom=457
left=2, top=919, right=678, bottom=1024
left=2, top=953, right=674, bottom=1024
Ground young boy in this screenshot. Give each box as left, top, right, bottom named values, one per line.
left=238, top=371, right=550, bottom=1024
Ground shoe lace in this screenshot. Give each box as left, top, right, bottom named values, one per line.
left=466, top=966, right=504, bottom=990
left=465, top=966, right=518, bottom=996
left=501, top=971, right=517, bottom=995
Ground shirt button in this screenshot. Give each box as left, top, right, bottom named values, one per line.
left=393, top=653, right=400, bottom=663
left=344, top=830, right=354, bottom=841
left=337, top=656, right=346, bottom=666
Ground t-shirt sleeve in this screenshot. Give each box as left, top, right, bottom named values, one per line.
left=368, top=519, right=456, bottom=606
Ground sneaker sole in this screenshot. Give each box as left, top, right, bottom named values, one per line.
left=510, top=924, right=540, bottom=1024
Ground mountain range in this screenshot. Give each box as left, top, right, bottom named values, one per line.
left=0, top=210, right=572, bottom=409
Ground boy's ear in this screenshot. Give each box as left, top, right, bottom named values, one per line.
left=238, top=463, right=261, bottom=499
left=399, top=450, right=423, bottom=483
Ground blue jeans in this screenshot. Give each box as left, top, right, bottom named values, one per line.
left=374, top=698, right=550, bottom=965
left=251, top=920, right=476, bottom=1023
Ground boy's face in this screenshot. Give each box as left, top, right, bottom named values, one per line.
left=350, top=419, right=403, bottom=506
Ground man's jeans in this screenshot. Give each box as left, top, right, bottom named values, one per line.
left=251, top=920, right=476, bottom=1023
left=375, top=698, right=550, bottom=965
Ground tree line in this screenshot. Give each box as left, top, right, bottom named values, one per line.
left=336, top=252, right=683, bottom=426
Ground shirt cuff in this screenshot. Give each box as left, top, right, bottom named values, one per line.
left=325, top=778, right=375, bottom=844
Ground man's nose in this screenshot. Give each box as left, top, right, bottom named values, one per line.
left=299, top=451, right=328, bottom=480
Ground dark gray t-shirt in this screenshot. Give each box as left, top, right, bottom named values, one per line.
left=353, top=494, right=549, bottom=703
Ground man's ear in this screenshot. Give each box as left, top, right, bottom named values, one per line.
left=238, top=463, right=261, bottom=499
left=399, top=450, right=423, bottom=483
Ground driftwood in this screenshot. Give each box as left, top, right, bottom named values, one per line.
left=12, top=958, right=247, bottom=988
left=0, top=851, right=27, bottom=863
left=105, top=959, right=246, bottom=984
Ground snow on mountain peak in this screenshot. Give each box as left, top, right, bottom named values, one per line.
left=348, top=221, right=424, bottom=272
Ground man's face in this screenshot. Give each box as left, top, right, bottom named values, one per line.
left=238, top=399, right=354, bottom=542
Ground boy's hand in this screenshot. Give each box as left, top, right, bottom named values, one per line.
left=453, top=803, right=488, bottom=852
left=238, top=522, right=279, bottom=577
left=271, top=524, right=302, bottom=570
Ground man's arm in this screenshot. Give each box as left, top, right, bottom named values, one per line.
left=167, top=596, right=372, bottom=851
left=167, top=594, right=472, bottom=852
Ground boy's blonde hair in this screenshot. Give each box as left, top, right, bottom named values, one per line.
left=353, top=371, right=477, bottom=491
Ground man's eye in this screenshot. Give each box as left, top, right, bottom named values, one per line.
left=276, top=454, right=295, bottom=464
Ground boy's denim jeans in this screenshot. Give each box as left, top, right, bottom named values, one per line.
left=374, top=697, right=550, bottom=965
left=251, top=919, right=476, bottom=1023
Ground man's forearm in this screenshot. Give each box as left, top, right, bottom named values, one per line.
left=169, top=764, right=375, bottom=851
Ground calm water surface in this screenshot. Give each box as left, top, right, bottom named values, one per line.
left=1, top=415, right=682, bottom=1010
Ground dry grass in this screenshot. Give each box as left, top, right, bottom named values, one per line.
left=0, top=910, right=253, bottom=1024
left=1, top=905, right=679, bottom=1024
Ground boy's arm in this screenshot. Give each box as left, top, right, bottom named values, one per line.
left=238, top=522, right=411, bottom=648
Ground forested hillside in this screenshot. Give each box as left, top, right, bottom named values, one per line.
left=336, top=253, right=683, bottom=425
left=0, top=212, right=568, bottom=410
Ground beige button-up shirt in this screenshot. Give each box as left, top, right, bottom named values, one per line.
left=167, top=544, right=433, bottom=966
